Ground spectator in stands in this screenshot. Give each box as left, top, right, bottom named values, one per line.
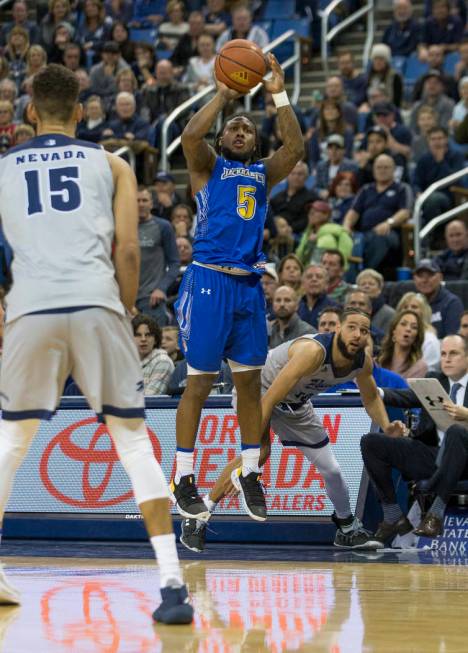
left=322, top=76, right=358, bottom=132
left=316, top=135, right=358, bottom=199
left=103, top=91, right=150, bottom=142
left=413, top=258, right=464, bottom=338
left=203, top=0, right=230, bottom=38
left=268, top=217, right=296, bottom=264
left=110, top=22, right=135, bottom=65
left=355, top=125, right=390, bottom=186
left=270, top=161, right=317, bottom=235
left=136, top=187, right=180, bottom=326
left=39, top=0, right=74, bottom=50
left=89, top=40, right=129, bottom=109
left=378, top=309, right=428, bottom=378
left=308, top=101, right=354, bottom=167
left=411, top=104, right=438, bottom=161
left=433, top=219, right=468, bottom=280
left=47, top=21, right=76, bottom=65
left=321, top=249, right=350, bottom=304
left=152, top=171, right=183, bottom=221
left=14, top=74, right=33, bottom=122
left=4, top=26, right=29, bottom=92
left=104, top=0, right=133, bottom=24
left=76, top=68, right=94, bottom=105
left=62, top=43, right=83, bottom=71
left=0, top=79, right=16, bottom=106
left=396, top=291, right=441, bottom=370
left=14, top=122, right=34, bottom=145
left=0, top=1, right=39, bottom=47
left=131, top=0, right=164, bottom=27
left=132, top=314, right=174, bottom=395
left=183, top=33, right=216, bottom=96
left=77, top=0, right=112, bottom=57
left=344, top=154, right=412, bottom=271
left=176, top=236, right=192, bottom=267
left=383, top=0, right=421, bottom=57
left=269, top=285, right=316, bottom=348
left=337, top=50, right=368, bottom=107
left=158, top=0, right=189, bottom=52
left=216, top=4, right=268, bottom=51
left=0, top=101, right=16, bottom=146
left=318, top=306, right=342, bottom=334
left=161, top=325, right=184, bottom=365
left=298, top=264, right=339, bottom=328
left=77, top=95, right=107, bottom=142
left=132, top=42, right=157, bottom=87
left=329, top=171, right=359, bottom=225
left=170, top=11, right=205, bottom=74
left=451, top=77, right=468, bottom=129
left=454, top=38, right=468, bottom=81
left=114, top=67, right=143, bottom=115
left=357, top=269, right=396, bottom=333
left=421, top=0, right=464, bottom=53
left=25, top=45, right=47, bottom=80
left=296, top=201, right=353, bottom=268
left=261, top=264, right=278, bottom=320
left=278, top=253, right=304, bottom=297
left=372, top=102, right=412, bottom=168
left=459, top=310, right=468, bottom=338
left=410, top=70, right=455, bottom=131
left=366, top=44, right=403, bottom=108
left=413, top=126, right=464, bottom=224
left=170, top=203, right=194, bottom=239
left=413, top=45, right=458, bottom=101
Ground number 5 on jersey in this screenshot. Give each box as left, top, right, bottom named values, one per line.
left=24, top=166, right=81, bottom=216
left=237, top=185, right=256, bottom=221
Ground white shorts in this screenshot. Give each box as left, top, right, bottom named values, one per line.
left=0, top=308, right=145, bottom=421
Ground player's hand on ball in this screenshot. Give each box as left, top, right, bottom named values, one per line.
left=263, top=53, right=285, bottom=94
left=384, top=421, right=408, bottom=438
left=215, top=78, right=243, bottom=101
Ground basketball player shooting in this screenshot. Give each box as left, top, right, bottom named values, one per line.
left=172, top=53, right=304, bottom=523
left=180, top=310, right=407, bottom=552
left=0, top=64, right=192, bottom=625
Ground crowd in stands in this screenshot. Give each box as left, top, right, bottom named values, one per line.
left=0, top=0, right=466, bottom=397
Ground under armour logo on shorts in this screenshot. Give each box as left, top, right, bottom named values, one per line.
left=201, top=288, right=211, bottom=294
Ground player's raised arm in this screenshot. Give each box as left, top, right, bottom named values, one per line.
left=107, top=152, right=140, bottom=313
left=261, top=53, right=305, bottom=190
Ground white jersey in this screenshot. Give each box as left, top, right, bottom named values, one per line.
left=0, top=133, right=124, bottom=322
left=262, top=332, right=366, bottom=407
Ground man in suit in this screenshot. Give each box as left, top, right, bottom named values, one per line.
left=359, top=334, right=468, bottom=546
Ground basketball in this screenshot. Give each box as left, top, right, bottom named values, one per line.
left=215, top=39, right=267, bottom=94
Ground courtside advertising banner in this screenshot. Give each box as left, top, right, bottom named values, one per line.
left=6, top=401, right=370, bottom=517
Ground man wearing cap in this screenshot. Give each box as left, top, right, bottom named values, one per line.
left=355, top=125, right=394, bottom=186
left=89, top=41, right=129, bottom=110
left=413, top=259, right=464, bottom=338
left=269, top=285, right=316, bottom=348
left=152, top=171, right=184, bottom=221
left=410, top=69, right=455, bottom=131
left=316, top=134, right=358, bottom=198
left=412, top=45, right=458, bottom=101
left=373, top=102, right=412, bottom=161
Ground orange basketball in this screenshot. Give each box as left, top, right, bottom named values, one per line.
left=215, top=39, right=267, bottom=94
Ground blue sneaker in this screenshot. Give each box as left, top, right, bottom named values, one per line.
left=152, top=583, right=194, bottom=625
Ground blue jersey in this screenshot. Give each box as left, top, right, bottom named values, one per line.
left=193, top=156, right=267, bottom=274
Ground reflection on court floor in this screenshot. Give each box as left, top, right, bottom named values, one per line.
left=0, top=558, right=467, bottom=652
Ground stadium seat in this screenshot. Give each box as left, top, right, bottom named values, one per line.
left=263, top=0, right=296, bottom=20
left=404, top=54, right=428, bottom=98
left=129, top=28, right=157, bottom=45
left=443, top=51, right=460, bottom=76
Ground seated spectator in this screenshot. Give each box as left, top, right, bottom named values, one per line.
left=113, top=67, right=143, bottom=115
left=377, top=309, right=428, bottom=378
left=296, top=201, right=353, bottom=268
left=298, top=264, right=340, bottom=329
left=170, top=203, right=194, bottom=239
left=102, top=91, right=150, bottom=152
left=433, top=219, right=468, bottom=280
left=396, top=291, right=441, bottom=370
left=421, top=0, right=464, bottom=53
left=151, top=171, right=183, bottom=221
left=317, top=306, right=342, bottom=334
left=321, top=249, right=350, bottom=304
left=171, top=11, right=205, bottom=75
left=136, top=187, right=180, bottom=325
left=216, top=4, right=268, bottom=52
left=0, top=101, right=16, bottom=146
left=454, top=37, right=468, bottom=81
left=344, top=154, right=412, bottom=270
left=131, top=0, right=164, bottom=27
left=158, top=1, right=189, bottom=52
left=89, top=40, right=129, bottom=110
left=261, top=263, right=278, bottom=320
left=77, top=95, right=107, bottom=142
left=132, top=42, right=157, bottom=88
left=413, top=126, right=464, bottom=225
left=268, top=216, right=296, bottom=264
left=76, top=68, right=94, bottom=105
left=460, top=310, right=468, bottom=338
left=4, top=26, right=29, bottom=92
left=337, top=50, right=368, bottom=107
left=132, top=314, right=174, bottom=395
left=183, top=33, right=216, bottom=96
left=105, top=0, right=133, bottom=25
left=413, top=258, right=464, bottom=337
left=383, top=0, right=421, bottom=57
left=25, top=45, right=47, bottom=80
left=110, top=21, right=135, bottom=65
left=0, top=1, right=39, bottom=47
left=269, top=285, right=316, bottom=348
left=315, top=133, right=357, bottom=196
left=203, top=0, right=230, bottom=38
left=161, top=325, right=184, bottom=364
left=411, top=104, right=438, bottom=162
left=14, top=122, right=34, bottom=145
left=355, top=126, right=391, bottom=186
left=176, top=236, right=192, bottom=268
left=410, top=70, right=455, bottom=131
left=77, top=0, right=112, bottom=58
left=15, top=74, right=33, bottom=122
left=356, top=268, right=395, bottom=333
left=278, top=253, right=304, bottom=296
left=39, top=0, right=75, bottom=51
left=372, top=102, right=412, bottom=171
left=322, top=76, right=358, bottom=132
left=366, top=44, right=403, bottom=108
left=451, top=77, right=468, bottom=129
left=413, top=44, right=458, bottom=101
left=329, top=171, right=359, bottom=225
left=270, top=161, right=318, bottom=235
left=62, top=42, right=83, bottom=71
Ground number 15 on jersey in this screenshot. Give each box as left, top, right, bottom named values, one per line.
left=24, top=166, right=82, bottom=216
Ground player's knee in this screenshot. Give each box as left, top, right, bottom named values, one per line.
left=107, top=417, right=153, bottom=464
left=184, top=374, right=216, bottom=401
left=234, top=370, right=261, bottom=397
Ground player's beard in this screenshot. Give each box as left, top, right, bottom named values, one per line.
left=221, top=145, right=252, bottom=163
left=336, top=332, right=362, bottom=361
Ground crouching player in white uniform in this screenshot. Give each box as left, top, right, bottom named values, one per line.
left=0, top=64, right=192, bottom=624
left=180, top=308, right=406, bottom=551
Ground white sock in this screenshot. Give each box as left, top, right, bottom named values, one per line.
left=150, top=533, right=183, bottom=588
left=241, top=446, right=260, bottom=477
left=203, top=495, right=216, bottom=513
left=175, top=449, right=194, bottom=483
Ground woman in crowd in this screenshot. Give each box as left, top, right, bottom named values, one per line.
left=47, top=21, right=75, bottom=63
left=4, top=26, right=29, bottom=92
left=76, top=94, right=107, bottom=142
left=40, top=0, right=74, bottom=50
left=77, top=0, right=112, bottom=56
left=132, top=314, right=174, bottom=395
left=377, top=309, right=428, bottom=379
left=25, top=45, right=47, bottom=79
left=114, top=67, right=143, bottom=114
left=158, top=0, right=189, bottom=52
left=329, top=171, right=359, bottom=225
left=366, top=43, right=403, bottom=108
left=356, top=269, right=395, bottom=333
left=278, top=254, right=304, bottom=296
left=308, top=99, right=354, bottom=167
left=396, top=291, right=441, bottom=370
left=132, top=42, right=157, bottom=87
left=183, top=33, right=216, bottom=96
left=111, top=21, right=135, bottom=64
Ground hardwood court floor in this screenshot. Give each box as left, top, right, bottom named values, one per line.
left=0, top=556, right=467, bottom=653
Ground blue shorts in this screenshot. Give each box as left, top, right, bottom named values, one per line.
left=175, top=264, right=268, bottom=372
